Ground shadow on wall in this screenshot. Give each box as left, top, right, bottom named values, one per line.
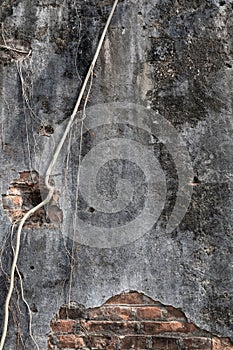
left=47, top=291, right=233, bottom=350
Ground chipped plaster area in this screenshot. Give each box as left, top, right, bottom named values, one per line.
left=2, top=171, right=62, bottom=227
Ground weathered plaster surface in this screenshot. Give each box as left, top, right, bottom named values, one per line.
left=0, top=0, right=233, bottom=348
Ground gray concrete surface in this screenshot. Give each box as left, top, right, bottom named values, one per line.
left=0, top=0, right=233, bottom=348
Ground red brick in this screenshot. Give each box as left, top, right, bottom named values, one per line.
left=106, top=292, right=156, bottom=305
left=136, top=306, right=163, bottom=320
left=9, top=186, right=21, bottom=195
left=88, top=305, right=132, bottom=321
left=81, top=320, right=130, bottom=335
left=184, top=323, right=200, bottom=333
left=8, top=209, right=25, bottom=221
left=183, top=337, right=211, bottom=349
left=18, top=171, right=37, bottom=183
left=152, top=337, right=181, bottom=350
left=87, top=335, right=118, bottom=349
left=2, top=196, right=15, bottom=210
left=119, top=335, right=147, bottom=349
left=120, top=336, right=181, bottom=350
left=59, top=304, right=87, bottom=320
left=212, top=337, right=233, bottom=350
left=164, top=306, right=187, bottom=320
left=142, top=321, right=197, bottom=335
left=2, top=194, right=22, bottom=209
left=57, top=335, right=85, bottom=348
left=50, top=320, right=76, bottom=333
left=81, top=320, right=197, bottom=336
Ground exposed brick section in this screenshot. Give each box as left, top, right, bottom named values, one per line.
left=165, top=305, right=187, bottom=320
left=48, top=292, right=233, bottom=349
left=2, top=170, right=62, bottom=226
left=212, top=337, right=233, bottom=350
left=105, top=291, right=156, bottom=305
left=89, top=305, right=133, bottom=321
left=56, top=335, right=85, bottom=348
left=50, top=320, right=77, bottom=333
left=136, top=305, right=163, bottom=320
left=119, top=336, right=182, bottom=350
left=59, top=303, right=87, bottom=320
left=182, top=337, right=212, bottom=349
left=87, top=335, right=118, bottom=349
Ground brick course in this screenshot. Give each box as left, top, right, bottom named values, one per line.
left=48, top=292, right=233, bottom=349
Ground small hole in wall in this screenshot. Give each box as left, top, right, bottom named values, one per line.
left=192, top=176, right=201, bottom=185
left=30, top=265, right=35, bottom=270
left=38, top=125, right=54, bottom=137
left=31, top=303, right=38, bottom=313
left=219, top=0, right=225, bottom=5
left=225, top=62, right=232, bottom=68
left=88, top=207, right=95, bottom=213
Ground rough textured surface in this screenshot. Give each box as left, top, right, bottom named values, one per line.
left=2, top=170, right=62, bottom=226
left=0, top=0, right=233, bottom=349
left=48, top=291, right=233, bottom=350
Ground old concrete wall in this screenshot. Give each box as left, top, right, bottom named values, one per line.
left=0, top=0, right=233, bottom=348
